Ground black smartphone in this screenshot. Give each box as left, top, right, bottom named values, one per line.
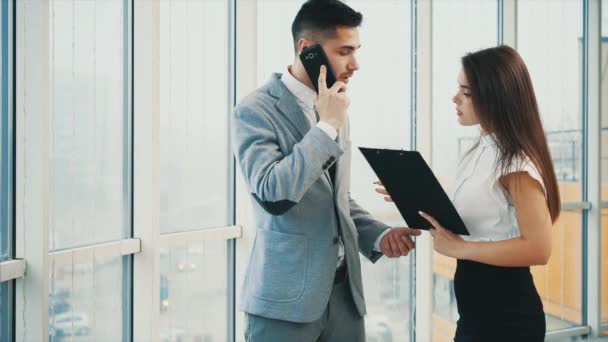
left=299, top=44, right=337, bottom=93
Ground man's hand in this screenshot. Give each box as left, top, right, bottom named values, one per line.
left=380, top=227, right=422, bottom=258
left=314, top=65, right=348, bottom=130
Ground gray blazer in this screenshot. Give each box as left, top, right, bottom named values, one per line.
left=232, top=73, right=389, bottom=323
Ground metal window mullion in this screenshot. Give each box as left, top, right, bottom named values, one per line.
left=0, top=259, right=25, bottom=282
left=410, top=2, right=417, bottom=341
left=123, top=0, right=134, bottom=341
left=561, top=201, right=592, bottom=211
left=583, top=0, right=602, bottom=336
left=497, top=0, right=503, bottom=44
left=226, top=0, right=237, bottom=342
left=159, top=226, right=242, bottom=249
left=49, top=238, right=140, bottom=262
left=14, top=0, right=51, bottom=340
left=545, top=326, right=592, bottom=341
left=414, top=0, right=433, bottom=341
left=132, top=0, right=162, bottom=340
left=500, top=0, right=517, bottom=48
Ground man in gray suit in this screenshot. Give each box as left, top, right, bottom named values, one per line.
left=232, top=1, right=421, bottom=341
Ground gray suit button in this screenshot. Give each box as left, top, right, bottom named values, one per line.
left=333, top=237, right=339, bottom=244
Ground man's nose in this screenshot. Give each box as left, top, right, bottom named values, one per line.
left=348, top=56, right=360, bottom=71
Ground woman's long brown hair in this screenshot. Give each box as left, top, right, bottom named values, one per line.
left=462, top=45, right=561, bottom=223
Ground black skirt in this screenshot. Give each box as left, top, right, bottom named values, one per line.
left=453, top=259, right=546, bottom=342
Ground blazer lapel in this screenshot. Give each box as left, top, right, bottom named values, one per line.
left=268, top=75, right=312, bottom=141
left=267, top=74, right=334, bottom=190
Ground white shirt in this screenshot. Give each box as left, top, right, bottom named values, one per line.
left=448, top=134, right=546, bottom=242
left=280, top=68, right=389, bottom=267
left=280, top=67, right=337, bottom=139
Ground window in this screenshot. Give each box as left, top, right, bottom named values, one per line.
left=159, top=0, right=230, bottom=234
left=159, top=242, right=227, bottom=342
left=430, top=1, right=498, bottom=340
left=0, top=0, right=13, bottom=339
left=49, top=0, right=128, bottom=249
left=518, top=0, right=584, bottom=330
left=158, top=1, right=231, bottom=341
left=49, top=254, right=124, bottom=341
left=234, top=1, right=303, bottom=340
left=48, top=0, right=130, bottom=340
left=347, top=1, right=414, bottom=341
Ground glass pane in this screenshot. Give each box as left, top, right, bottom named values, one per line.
left=518, top=0, right=583, bottom=187
left=360, top=258, right=411, bottom=342
left=159, top=0, right=230, bottom=234
left=0, top=0, right=7, bottom=263
left=49, top=254, right=125, bottom=341
left=431, top=0, right=498, bottom=177
left=602, top=209, right=608, bottom=334
left=347, top=1, right=413, bottom=341
left=531, top=212, right=583, bottom=329
left=431, top=1, right=497, bottom=340
left=159, top=241, right=227, bottom=342
left=1, top=0, right=12, bottom=339
left=0, top=282, right=8, bottom=342
left=49, top=0, right=127, bottom=250
left=518, top=0, right=584, bottom=329
left=348, top=0, right=411, bottom=218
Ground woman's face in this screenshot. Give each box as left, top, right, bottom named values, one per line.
left=452, top=68, right=480, bottom=127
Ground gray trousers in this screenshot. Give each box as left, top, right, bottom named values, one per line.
left=244, top=281, right=365, bottom=342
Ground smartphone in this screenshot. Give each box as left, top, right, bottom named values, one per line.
left=299, top=44, right=337, bottom=93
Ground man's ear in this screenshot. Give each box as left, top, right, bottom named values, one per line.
left=297, top=38, right=314, bottom=54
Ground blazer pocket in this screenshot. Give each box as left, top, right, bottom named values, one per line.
left=249, top=229, right=308, bottom=302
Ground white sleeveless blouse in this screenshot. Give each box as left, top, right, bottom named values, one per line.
left=448, top=134, right=546, bottom=242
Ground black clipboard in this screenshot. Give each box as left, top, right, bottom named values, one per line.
left=359, top=147, right=469, bottom=235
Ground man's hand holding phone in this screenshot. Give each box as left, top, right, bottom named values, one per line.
left=314, top=65, right=349, bottom=130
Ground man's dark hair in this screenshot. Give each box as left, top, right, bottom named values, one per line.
left=291, top=0, right=362, bottom=53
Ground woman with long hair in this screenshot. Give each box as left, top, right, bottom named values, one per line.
left=379, top=45, right=560, bottom=341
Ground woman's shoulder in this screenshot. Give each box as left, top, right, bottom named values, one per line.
left=501, top=154, right=546, bottom=196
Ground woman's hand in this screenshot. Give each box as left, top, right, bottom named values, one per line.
left=375, top=182, right=468, bottom=259
left=374, top=180, right=393, bottom=202
left=419, top=211, right=467, bottom=259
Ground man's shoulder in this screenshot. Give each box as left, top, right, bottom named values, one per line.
left=237, top=87, right=275, bottom=111
left=234, top=74, right=284, bottom=117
